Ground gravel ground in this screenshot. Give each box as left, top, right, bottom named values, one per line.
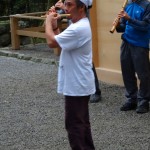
left=0, top=45, right=150, bottom=150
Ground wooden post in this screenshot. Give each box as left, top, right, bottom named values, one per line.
left=10, top=16, right=20, bottom=50
left=90, top=0, right=99, bottom=67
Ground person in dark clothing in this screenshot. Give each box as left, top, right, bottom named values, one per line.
left=90, top=63, right=102, bottom=103
left=115, top=0, right=150, bottom=113
left=86, top=7, right=102, bottom=103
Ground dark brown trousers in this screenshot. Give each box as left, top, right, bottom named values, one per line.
left=65, top=95, right=95, bottom=150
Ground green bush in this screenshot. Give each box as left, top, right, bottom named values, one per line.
left=0, top=0, right=56, bottom=16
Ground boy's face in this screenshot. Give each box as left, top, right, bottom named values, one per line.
left=64, top=0, right=82, bottom=23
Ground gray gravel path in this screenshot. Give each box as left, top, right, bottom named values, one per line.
left=0, top=44, right=150, bottom=150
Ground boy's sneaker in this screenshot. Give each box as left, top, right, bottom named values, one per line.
left=90, top=94, right=101, bottom=103
left=136, top=101, right=149, bottom=114
left=120, top=102, right=137, bottom=111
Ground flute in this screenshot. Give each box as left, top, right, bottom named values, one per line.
left=41, top=0, right=70, bottom=18
left=41, top=0, right=67, bottom=18
left=110, top=0, right=128, bottom=33
left=41, top=13, right=71, bottom=18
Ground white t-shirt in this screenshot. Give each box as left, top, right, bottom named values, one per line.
left=55, top=18, right=95, bottom=96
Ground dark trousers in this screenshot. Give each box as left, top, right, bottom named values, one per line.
left=65, top=95, right=95, bottom=150
left=120, top=41, right=150, bottom=103
left=92, top=63, right=101, bottom=95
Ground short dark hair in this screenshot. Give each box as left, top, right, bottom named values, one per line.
left=88, top=5, right=92, bottom=9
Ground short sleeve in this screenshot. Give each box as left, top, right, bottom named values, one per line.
left=55, top=26, right=79, bottom=51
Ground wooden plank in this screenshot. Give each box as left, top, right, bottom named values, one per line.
left=10, top=15, right=45, bottom=20
left=17, top=30, right=45, bottom=38
left=53, top=47, right=61, bottom=56
left=90, top=0, right=99, bottom=67
left=10, top=17, right=20, bottom=50
left=10, top=12, right=46, bottom=17
left=0, top=16, right=9, bottom=21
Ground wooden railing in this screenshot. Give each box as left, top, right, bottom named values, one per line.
left=10, top=12, right=68, bottom=55
left=0, top=16, right=10, bottom=21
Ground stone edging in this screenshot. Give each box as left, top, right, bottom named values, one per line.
left=0, top=50, right=58, bottom=66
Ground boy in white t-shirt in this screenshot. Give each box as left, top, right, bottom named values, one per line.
left=45, top=0, right=96, bottom=149
left=55, top=0, right=102, bottom=103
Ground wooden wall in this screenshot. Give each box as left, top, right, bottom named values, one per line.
left=91, top=0, right=126, bottom=86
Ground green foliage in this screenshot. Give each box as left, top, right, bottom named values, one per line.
left=0, top=21, right=10, bottom=25
left=13, top=0, right=29, bottom=14
left=31, top=38, right=46, bottom=45
left=0, top=0, right=57, bottom=16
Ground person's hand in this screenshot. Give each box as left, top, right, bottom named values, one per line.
left=112, top=9, right=130, bottom=27
left=118, top=10, right=130, bottom=20
left=47, top=6, right=56, bottom=15
left=46, top=11, right=58, bottom=29
left=55, top=0, right=65, bottom=10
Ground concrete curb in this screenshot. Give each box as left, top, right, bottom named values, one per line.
left=0, top=49, right=58, bottom=66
